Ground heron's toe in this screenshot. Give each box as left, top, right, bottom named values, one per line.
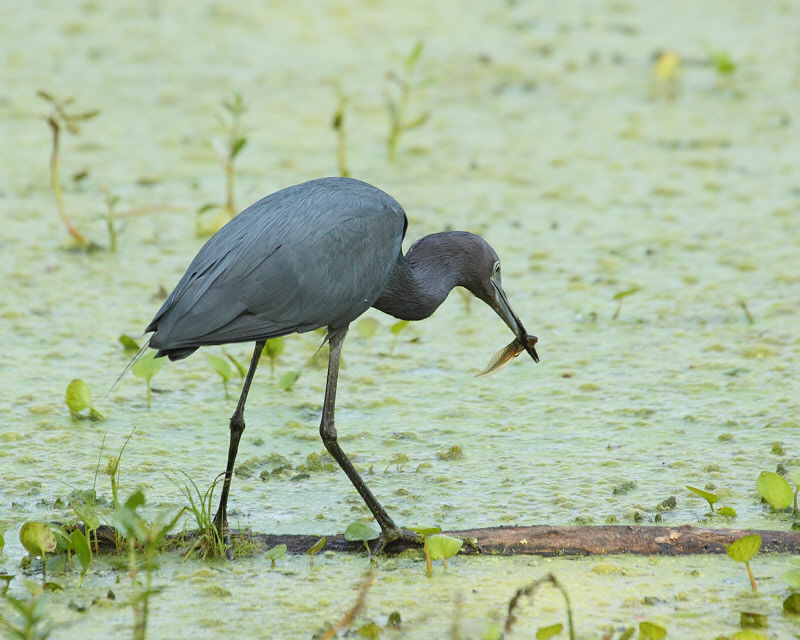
left=369, top=527, right=422, bottom=555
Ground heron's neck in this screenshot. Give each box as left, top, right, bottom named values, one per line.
left=372, top=232, right=469, bottom=321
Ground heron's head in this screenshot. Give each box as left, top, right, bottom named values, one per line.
left=459, top=234, right=539, bottom=363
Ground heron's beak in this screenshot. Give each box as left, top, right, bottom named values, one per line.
left=490, top=279, right=539, bottom=363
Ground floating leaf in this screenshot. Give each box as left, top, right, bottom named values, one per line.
left=119, top=335, right=140, bottom=352
left=727, top=534, right=762, bottom=563
left=536, top=623, right=563, bottom=639
left=686, top=485, right=718, bottom=512
left=717, top=506, right=737, bottom=518
left=132, top=350, right=164, bottom=382
left=279, top=371, right=300, bottom=391
left=427, top=534, right=463, bottom=562
left=19, top=522, right=57, bottom=557
left=639, top=621, right=667, bottom=640
left=781, top=568, right=800, bottom=589
left=65, top=379, right=93, bottom=414
left=344, top=522, right=380, bottom=542
left=756, top=471, right=793, bottom=509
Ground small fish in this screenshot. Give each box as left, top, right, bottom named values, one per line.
left=475, top=334, right=538, bottom=378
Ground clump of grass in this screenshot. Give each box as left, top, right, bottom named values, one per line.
left=37, top=90, right=101, bottom=252
left=385, top=41, right=429, bottom=160
left=331, top=90, right=349, bottom=177
left=175, top=472, right=226, bottom=559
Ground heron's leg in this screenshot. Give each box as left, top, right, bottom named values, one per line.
left=213, top=340, right=266, bottom=544
left=319, top=327, right=420, bottom=554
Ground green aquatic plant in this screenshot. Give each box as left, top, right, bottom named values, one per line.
left=638, top=621, right=667, bottom=640
left=37, top=90, right=101, bottom=251
left=279, top=371, right=300, bottom=392
left=385, top=41, right=429, bottom=160
left=331, top=90, right=350, bottom=178
left=344, top=521, right=380, bottom=553
left=390, top=320, right=409, bottom=354
left=196, top=93, right=248, bottom=236
left=427, top=534, right=462, bottom=570
left=726, top=534, right=761, bottom=592
left=119, top=335, right=141, bottom=353
left=612, top=287, right=640, bottom=320
left=104, top=192, right=121, bottom=252
left=0, top=594, right=57, bottom=640
left=131, top=351, right=164, bottom=408
left=70, top=528, right=92, bottom=587
left=264, top=544, right=287, bottom=568
left=114, top=491, right=184, bottom=640
left=686, top=485, right=718, bottom=513
left=791, top=470, right=800, bottom=516
left=756, top=470, right=793, bottom=510
left=306, top=536, right=326, bottom=568
left=206, top=354, right=232, bottom=399
left=70, top=494, right=101, bottom=555
left=262, top=337, right=285, bottom=376
left=408, top=526, right=441, bottom=577
left=19, top=523, right=57, bottom=580
left=65, top=379, right=105, bottom=420
left=175, top=472, right=226, bottom=559
left=710, top=50, right=736, bottom=75
left=222, top=350, right=246, bottom=378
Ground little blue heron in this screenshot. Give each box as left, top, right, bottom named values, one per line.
left=146, top=177, right=538, bottom=553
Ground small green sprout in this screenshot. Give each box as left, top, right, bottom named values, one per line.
left=262, top=337, right=285, bottom=376
left=356, top=317, right=379, bottom=348
left=390, top=320, right=409, bottom=353
left=37, top=90, right=101, bottom=251
left=331, top=90, right=349, bottom=178
left=710, top=50, right=736, bottom=75
left=726, top=534, right=762, bottom=592
left=344, top=522, right=380, bottom=553
left=207, top=354, right=232, bottom=399
left=612, top=287, right=640, bottom=320
left=536, top=623, right=563, bottom=640
left=756, top=470, right=793, bottom=510
left=427, top=534, right=462, bottom=569
left=686, top=485, right=718, bottom=513
left=279, top=371, right=300, bottom=392
left=385, top=41, right=429, bottom=160
left=132, top=351, right=165, bottom=408
left=264, top=544, right=287, bottom=568
left=306, top=536, right=326, bottom=567
left=19, top=522, right=57, bottom=579
left=65, top=379, right=105, bottom=420
left=408, top=526, right=441, bottom=577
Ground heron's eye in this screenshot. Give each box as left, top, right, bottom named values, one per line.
left=492, top=262, right=501, bottom=276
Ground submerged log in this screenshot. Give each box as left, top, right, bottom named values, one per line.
left=251, top=525, right=800, bottom=556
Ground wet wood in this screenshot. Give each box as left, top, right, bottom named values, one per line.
left=89, top=523, right=800, bottom=555
left=251, top=524, right=800, bottom=556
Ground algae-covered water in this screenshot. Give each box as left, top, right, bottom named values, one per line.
left=1, top=1, right=799, bottom=638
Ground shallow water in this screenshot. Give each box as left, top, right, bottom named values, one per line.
left=1, top=1, right=799, bottom=638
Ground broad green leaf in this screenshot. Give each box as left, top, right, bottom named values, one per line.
left=427, top=534, right=463, bottom=560
left=686, top=485, right=718, bottom=509
left=279, top=371, right=300, bottom=391
left=789, top=470, right=800, bottom=486
left=65, top=379, right=92, bottom=413
left=784, top=593, right=800, bottom=614
left=119, top=335, right=140, bottom=351
left=306, top=536, right=326, bottom=555
left=717, top=506, right=737, bottom=517
left=408, top=525, right=441, bottom=537
left=781, top=568, right=800, bottom=589
left=740, top=612, right=767, bottom=628
left=726, top=534, right=762, bottom=563
left=19, top=522, right=57, bottom=557
left=207, top=354, right=231, bottom=382
left=71, top=497, right=101, bottom=531
left=264, top=544, right=287, bottom=561
left=356, top=623, right=381, bottom=639
left=262, top=337, right=285, bottom=359
left=132, top=350, right=165, bottom=382
left=344, top=522, right=380, bottom=542
left=756, top=471, right=793, bottom=509
left=639, top=621, right=667, bottom=640
left=71, top=529, right=92, bottom=570
left=536, top=623, right=563, bottom=639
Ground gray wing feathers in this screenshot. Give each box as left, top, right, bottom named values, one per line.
left=147, top=178, right=405, bottom=352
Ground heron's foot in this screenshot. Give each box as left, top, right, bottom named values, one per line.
left=370, top=526, right=422, bottom=555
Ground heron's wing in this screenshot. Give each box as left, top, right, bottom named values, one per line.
left=147, top=178, right=406, bottom=351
